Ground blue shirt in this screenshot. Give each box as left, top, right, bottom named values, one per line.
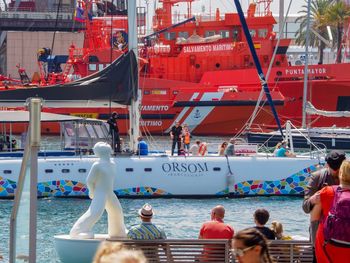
left=137, top=140, right=148, bottom=155
left=275, top=147, right=287, bottom=157
left=127, top=222, right=166, bottom=240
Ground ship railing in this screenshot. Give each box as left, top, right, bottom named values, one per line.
left=285, top=120, right=327, bottom=159
left=4, top=7, right=75, bottom=13
left=0, top=10, right=74, bottom=20
left=106, top=239, right=313, bottom=263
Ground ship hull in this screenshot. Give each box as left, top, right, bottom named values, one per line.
left=0, top=155, right=319, bottom=198
left=0, top=78, right=284, bottom=135
left=201, top=63, right=350, bottom=128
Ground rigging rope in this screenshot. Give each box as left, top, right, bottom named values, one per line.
left=247, top=0, right=293, bottom=132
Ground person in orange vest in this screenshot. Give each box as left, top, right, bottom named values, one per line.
left=182, top=123, right=191, bottom=155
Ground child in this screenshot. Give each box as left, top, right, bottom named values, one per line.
left=253, top=208, right=276, bottom=240
left=271, top=221, right=292, bottom=240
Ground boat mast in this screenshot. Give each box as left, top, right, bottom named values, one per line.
left=233, top=0, right=284, bottom=136
left=128, top=0, right=141, bottom=152
left=279, top=0, right=284, bottom=39
left=302, top=0, right=311, bottom=128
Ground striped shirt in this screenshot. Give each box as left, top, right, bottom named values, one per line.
left=127, top=222, right=166, bottom=240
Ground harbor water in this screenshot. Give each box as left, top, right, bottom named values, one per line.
left=0, top=197, right=309, bottom=262
left=0, top=136, right=310, bottom=262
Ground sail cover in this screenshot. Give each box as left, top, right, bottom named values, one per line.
left=0, top=50, right=138, bottom=105
left=306, top=101, right=350, bottom=117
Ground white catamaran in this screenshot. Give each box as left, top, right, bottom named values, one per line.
left=0, top=0, right=324, bottom=199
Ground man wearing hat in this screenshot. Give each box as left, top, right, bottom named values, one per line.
left=302, top=150, right=346, bottom=263
left=127, top=203, right=166, bottom=240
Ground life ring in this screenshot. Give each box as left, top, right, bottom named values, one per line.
left=198, top=143, right=207, bottom=156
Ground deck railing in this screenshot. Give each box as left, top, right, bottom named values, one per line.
left=107, top=239, right=313, bottom=263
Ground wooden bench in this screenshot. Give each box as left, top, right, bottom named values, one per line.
left=107, top=239, right=313, bottom=263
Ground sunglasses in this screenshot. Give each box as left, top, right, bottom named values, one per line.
left=231, top=245, right=256, bottom=257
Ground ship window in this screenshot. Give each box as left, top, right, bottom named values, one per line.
left=337, top=96, right=350, bottom=111
left=62, top=169, right=70, bottom=173
left=164, top=32, right=176, bottom=40
left=98, top=64, right=104, bottom=71
left=89, top=64, right=97, bottom=71
left=3, top=170, right=12, bottom=174
left=258, top=29, right=268, bottom=38
left=78, top=168, right=87, bottom=173
left=178, top=32, right=189, bottom=39
left=89, top=56, right=99, bottom=62
left=144, top=90, right=150, bottom=95
left=219, top=30, right=230, bottom=38
left=205, top=30, right=216, bottom=37
left=126, top=168, right=133, bottom=172
left=144, top=168, right=152, bottom=172
left=45, top=169, right=53, bottom=173
left=249, top=29, right=256, bottom=37
left=232, top=27, right=241, bottom=41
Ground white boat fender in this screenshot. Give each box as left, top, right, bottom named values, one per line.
left=225, top=156, right=235, bottom=194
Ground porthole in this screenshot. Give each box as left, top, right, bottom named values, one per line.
left=195, top=64, right=200, bottom=69
left=215, top=63, right=220, bottom=68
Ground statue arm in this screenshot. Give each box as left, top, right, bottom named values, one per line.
left=87, top=164, right=99, bottom=198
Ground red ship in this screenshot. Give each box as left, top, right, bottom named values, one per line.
left=1, top=0, right=349, bottom=135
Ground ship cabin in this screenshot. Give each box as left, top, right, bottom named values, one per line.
left=140, top=0, right=291, bottom=83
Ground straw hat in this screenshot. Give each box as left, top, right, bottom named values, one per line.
left=138, top=203, right=154, bottom=218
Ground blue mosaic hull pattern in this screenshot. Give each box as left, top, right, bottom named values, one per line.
left=0, top=165, right=317, bottom=197
left=215, top=165, right=317, bottom=196
left=0, top=176, right=16, bottom=197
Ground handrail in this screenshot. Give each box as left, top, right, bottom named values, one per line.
left=104, top=239, right=313, bottom=263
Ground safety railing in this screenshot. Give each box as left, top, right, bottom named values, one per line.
left=106, top=239, right=313, bottom=263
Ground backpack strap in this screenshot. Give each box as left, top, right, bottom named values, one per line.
left=330, top=185, right=341, bottom=215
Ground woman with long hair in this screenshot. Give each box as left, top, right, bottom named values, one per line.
left=231, top=228, right=274, bottom=263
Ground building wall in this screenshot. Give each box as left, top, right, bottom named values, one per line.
left=6, top=31, right=83, bottom=79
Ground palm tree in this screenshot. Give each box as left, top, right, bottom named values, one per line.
left=325, top=0, right=350, bottom=63
left=295, top=0, right=331, bottom=64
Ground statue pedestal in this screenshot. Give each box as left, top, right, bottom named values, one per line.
left=54, top=234, right=108, bottom=263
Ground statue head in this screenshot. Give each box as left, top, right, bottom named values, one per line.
left=93, top=142, right=113, bottom=158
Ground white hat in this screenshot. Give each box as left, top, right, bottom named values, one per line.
left=138, top=203, right=153, bottom=218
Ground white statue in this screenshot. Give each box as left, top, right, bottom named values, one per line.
left=70, top=142, right=126, bottom=239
